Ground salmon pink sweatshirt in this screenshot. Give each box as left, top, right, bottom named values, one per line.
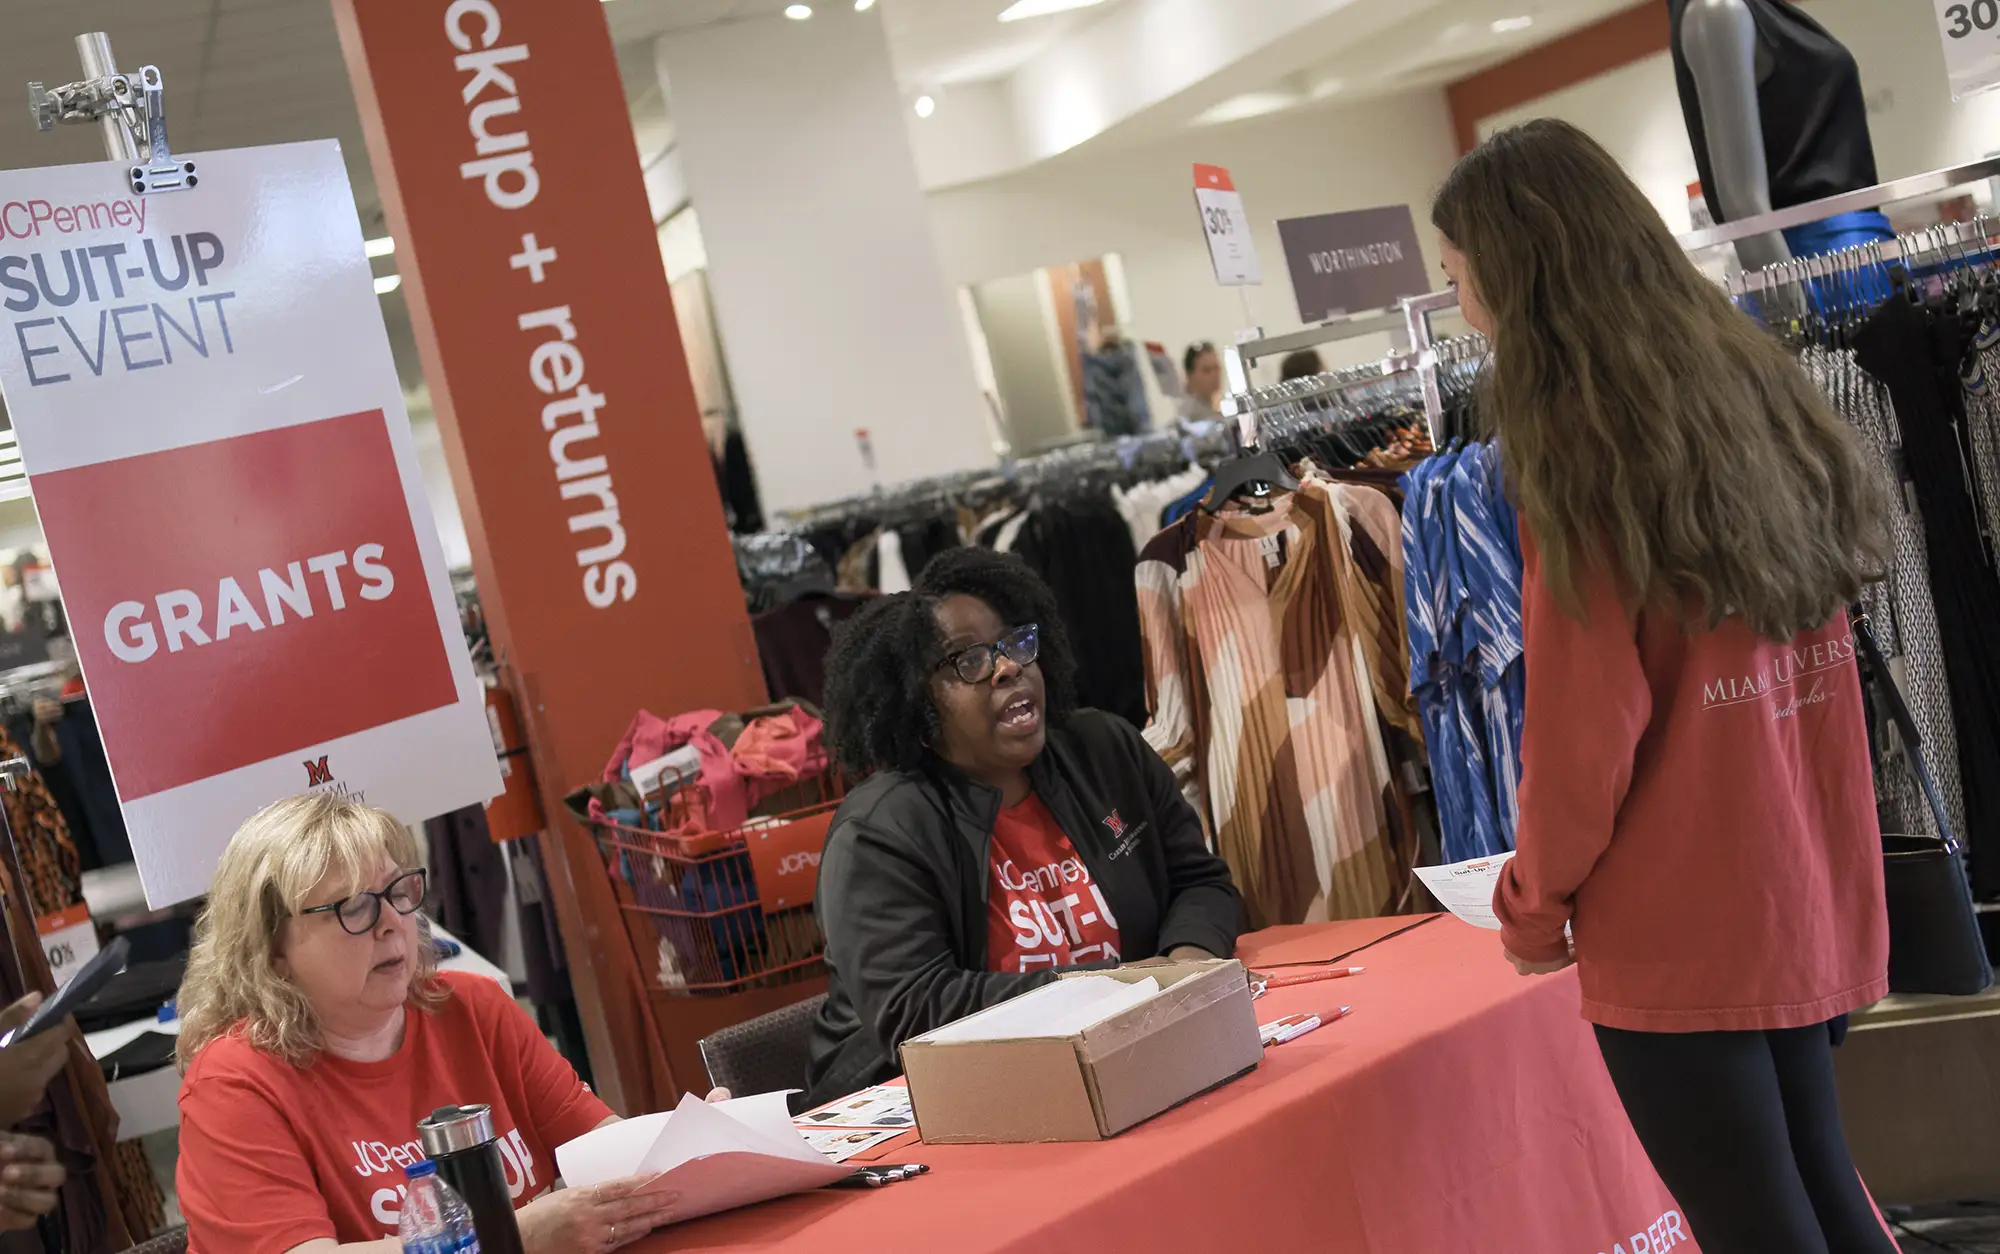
left=1494, top=528, right=1889, bottom=1032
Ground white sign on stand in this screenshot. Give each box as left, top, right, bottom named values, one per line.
left=0, top=141, right=503, bottom=907
left=1935, top=0, right=2000, bottom=99
left=37, top=904, right=100, bottom=988
left=1193, top=164, right=1261, bottom=287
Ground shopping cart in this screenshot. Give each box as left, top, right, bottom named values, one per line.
left=586, top=766, right=846, bottom=996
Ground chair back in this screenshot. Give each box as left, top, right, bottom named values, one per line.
left=697, top=993, right=828, bottom=1109
left=129, top=1226, right=189, bottom=1254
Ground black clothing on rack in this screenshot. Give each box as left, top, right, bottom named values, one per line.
left=1669, top=0, right=1879, bottom=225
left=894, top=518, right=962, bottom=578
left=7, top=700, right=130, bottom=871
left=713, top=428, right=765, bottom=535
left=754, top=593, right=866, bottom=707
left=425, top=805, right=510, bottom=964
left=1852, top=295, right=2000, bottom=898
left=1008, top=498, right=1148, bottom=727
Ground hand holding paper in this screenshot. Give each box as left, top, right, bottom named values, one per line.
left=555, top=1091, right=852, bottom=1231
left=1412, top=853, right=1516, bottom=930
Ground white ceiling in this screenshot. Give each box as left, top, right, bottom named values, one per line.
left=604, top=0, right=1128, bottom=92
left=1167, top=0, right=1637, bottom=132
left=882, top=0, right=1124, bottom=90
left=0, top=0, right=1636, bottom=411
left=0, top=1, right=383, bottom=229
left=0, top=1, right=1643, bottom=211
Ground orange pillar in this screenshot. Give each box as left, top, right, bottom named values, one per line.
left=332, top=0, right=766, bottom=1112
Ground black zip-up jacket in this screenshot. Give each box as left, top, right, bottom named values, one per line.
left=804, top=710, right=1245, bottom=1105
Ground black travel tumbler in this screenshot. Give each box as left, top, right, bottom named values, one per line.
left=418, top=1104, right=525, bottom=1254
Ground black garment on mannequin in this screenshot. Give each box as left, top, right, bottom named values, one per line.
left=1595, top=1023, right=1896, bottom=1254
left=1669, top=0, right=1879, bottom=224
left=1854, top=297, right=2000, bottom=897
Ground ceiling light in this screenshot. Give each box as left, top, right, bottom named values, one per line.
left=1192, top=91, right=1302, bottom=126
left=784, top=4, right=812, bottom=18
left=363, top=236, right=395, bottom=258
left=914, top=94, right=937, bottom=118
left=854, top=0, right=876, bottom=8
left=997, top=0, right=1105, bottom=22
left=374, top=274, right=402, bottom=296
left=1491, top=15, right=1535, bottom=33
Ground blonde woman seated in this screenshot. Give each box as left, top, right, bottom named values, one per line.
left=176, top=795, right=722, bottom=1254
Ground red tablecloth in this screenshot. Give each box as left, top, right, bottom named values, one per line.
left=637, top=917, right=1696, bottom=1254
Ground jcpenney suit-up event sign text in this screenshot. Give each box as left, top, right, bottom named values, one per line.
left=0, top=142, right=502, bottom=906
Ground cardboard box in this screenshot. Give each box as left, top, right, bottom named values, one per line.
left=1837, top=986, right=2000, bottom=1204
left=899, top=959, right=1262, bottom=1144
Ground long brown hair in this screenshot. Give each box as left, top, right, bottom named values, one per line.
left=1431, top=119, right=1887, bottom=639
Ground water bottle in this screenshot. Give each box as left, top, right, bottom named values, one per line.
left=418, top=1105, right=524, bottom=1254
left=400, top=1160, right=482, bottom=1254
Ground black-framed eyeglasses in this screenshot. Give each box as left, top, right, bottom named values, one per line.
left=300, top=868, right=428, bottom=936
left=935, top=623, right=1040, bottom=685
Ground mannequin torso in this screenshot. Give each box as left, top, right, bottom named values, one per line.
left=1670, top=0, right=1883, bottom=268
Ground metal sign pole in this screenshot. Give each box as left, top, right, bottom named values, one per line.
left=29, top=32, right=194, bottom=195
left=71, top=33, right=138, bottom=162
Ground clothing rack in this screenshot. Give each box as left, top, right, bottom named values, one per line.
left=1678, top=154, right=2000, bottom=253
left=1223, top=290, right=1466, bottom=441
left=0, top=662, right=71, bottom=711
left=1220, top=307, right=1409, bottom=396
left=1726, top=216, right=2000, bottom=298
left=772, top=425, right=1229, bottom=534
left=1402, top=288, right=1464, bottom=433
left=1230, top=354, right=1425, bottom=419
left=1220, top=307, right=1411, bottom=427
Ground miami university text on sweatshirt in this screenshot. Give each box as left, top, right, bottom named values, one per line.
left=1495, top=529, right=1888, bottom=1031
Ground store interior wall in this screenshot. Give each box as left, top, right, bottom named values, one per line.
left=926, top=88, right=1464, bottom=387
left=409, top=421, right=472, bottom=573
left=0, top=499, right=40, bottom=553
left=654, top=8, right=993, bottom=516
left=971, top=272, right=1083, bottom=456
left=1473, top=0, right=2000, bottom=230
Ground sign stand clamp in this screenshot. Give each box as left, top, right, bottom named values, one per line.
left=28, top=33, right=194, bottom=194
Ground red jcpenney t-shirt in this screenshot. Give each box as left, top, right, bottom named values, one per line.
left=985, top=794, right=1123, bottom=973
left=177, top=970, right=612, bottom=1253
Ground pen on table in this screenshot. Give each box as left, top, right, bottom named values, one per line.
left=1259, top=1006, right=1353, bottom=1046
left=1261, top=966, right=1365, bottom=989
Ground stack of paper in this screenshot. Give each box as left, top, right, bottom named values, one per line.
left=555, top=1091, right=851, bottom=1225
left=793, top=1085, right=917, bottom=1163
left=922, top=976, right=1163, bottom=1043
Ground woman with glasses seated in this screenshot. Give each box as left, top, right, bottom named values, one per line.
left=174, top=795, right=724, bottom=1254
left=804, top=548, right=1245, bottom=1105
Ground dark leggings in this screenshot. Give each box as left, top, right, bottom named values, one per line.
left=1595, top=1022, right=1900, bottom=1254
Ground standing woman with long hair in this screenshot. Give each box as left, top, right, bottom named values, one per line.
left=1434, top=119, right=1898, bottom=1253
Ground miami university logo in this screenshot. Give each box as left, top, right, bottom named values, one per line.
left=304, top=756, right=333, bottom=787
left=1103, top=810, right=1126, bottom=840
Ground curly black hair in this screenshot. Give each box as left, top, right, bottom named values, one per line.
left=821, top=548, right=1080, bottom=775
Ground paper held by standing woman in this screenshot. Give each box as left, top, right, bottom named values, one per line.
left=1413, top=853, right=1515, bottom=930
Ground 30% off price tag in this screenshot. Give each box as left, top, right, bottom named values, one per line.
left=1934, top=0, right=2000, bottom=100
left=36, top=903, right=101, bottom=989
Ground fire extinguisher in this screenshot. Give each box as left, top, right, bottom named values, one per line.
left=483, top=685, right=545, bottom=841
